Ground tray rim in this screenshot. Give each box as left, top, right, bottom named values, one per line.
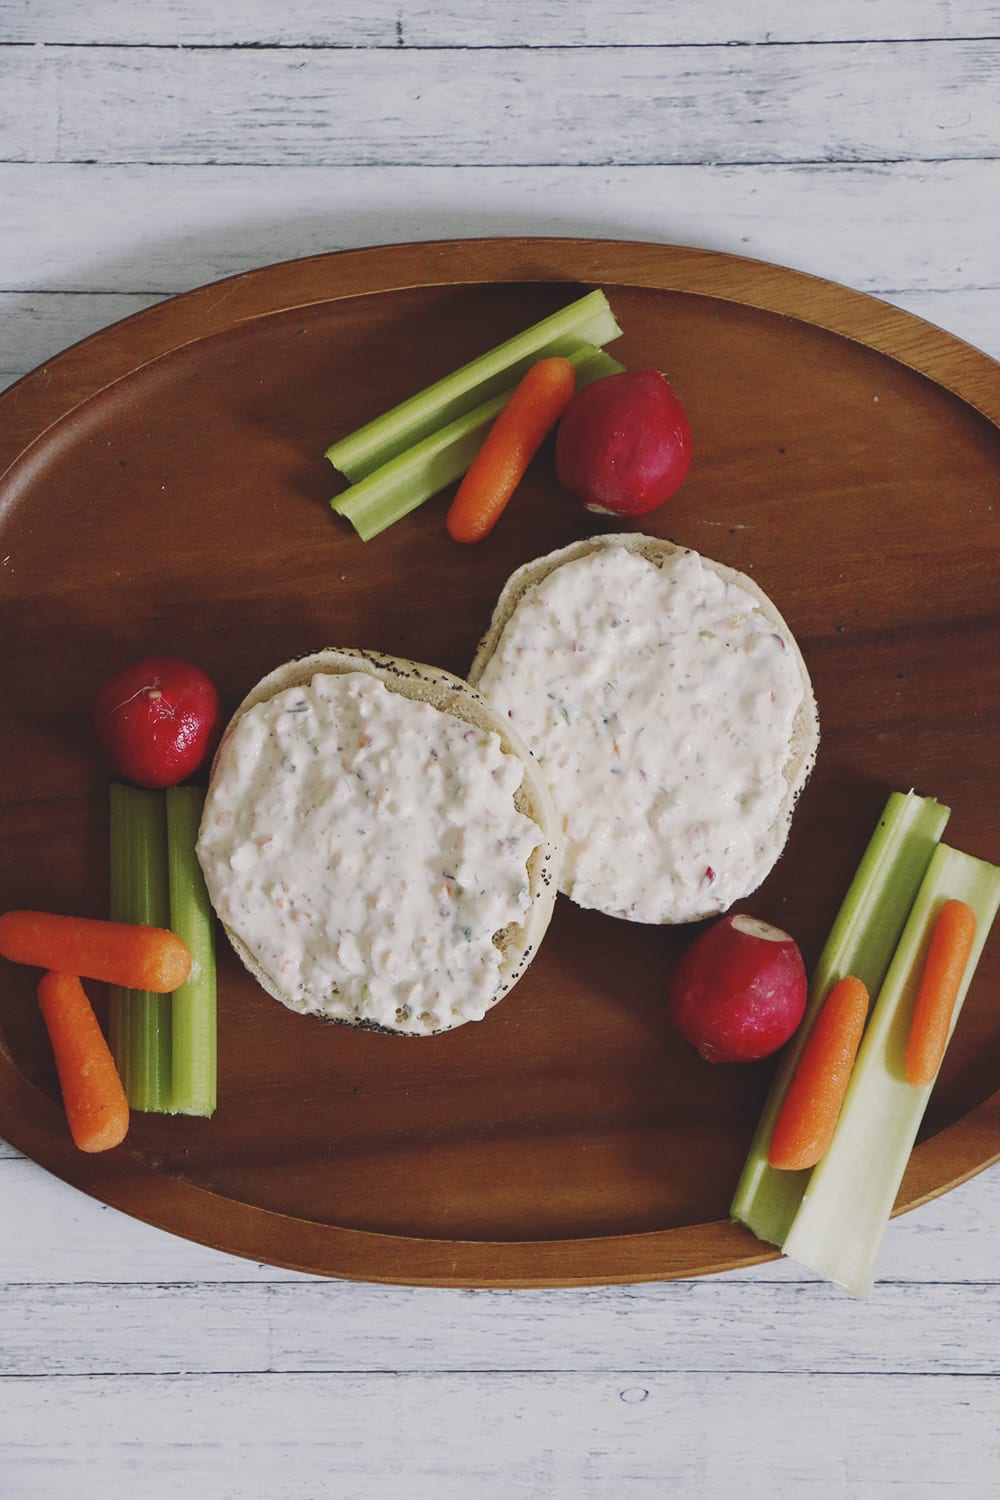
left=1, top=235, right=998, bottom=1286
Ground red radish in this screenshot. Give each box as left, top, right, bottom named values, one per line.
left=92, top=657, right=222, bottom=789
left=666, top=913, right=807, bottom=1064
left=555, top=369, right=692, bottom=516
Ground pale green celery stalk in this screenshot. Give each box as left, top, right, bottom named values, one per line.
left=781, top=842, right=1000, bottom=1299
left=333, top=345, right=624, bottom=542
left=731, top=790, right=950, bottom=1245
left=108, top=783, right=173, bottom=1113
left=166, top=787, right=217, bottom=1118
left=326, top=289, right=623, bottom=481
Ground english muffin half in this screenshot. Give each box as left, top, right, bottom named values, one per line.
left=469, top=534, right=819, bottom=925
left=197, top=648, right=561, bottom=1034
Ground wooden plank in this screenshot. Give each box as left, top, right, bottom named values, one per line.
left=6, top=1275, right=1000, bottom=1375
left=2, top=161, right=999, bottom=298
left=4, top=0, right=999, bottom=47
left=3, top=41, right=999, bottom=166
left=0, top=1370, right=998, bottom=1499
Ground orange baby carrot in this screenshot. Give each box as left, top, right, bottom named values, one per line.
left=0, top=909, right=191, bottom=992
left=446, top=356, right=577, bottom=543
left=37, top=972, right=130, bottom=1152
left=904, top=898, right=977, bottom=1087
left=768, top=975, right=870, bottom=1171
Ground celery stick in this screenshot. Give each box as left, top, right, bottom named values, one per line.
left=333, top=389, right=508, bottom=540
left=333, top=344, right=624, bottom=542
left=781, top=842, right=1000, bottom=1298
left=326, top=289, right=623, bottom=481
left=166, top=787, right=217, bottom=1118
left=731, top=790, right=950, bottom=1244
left=108, top=783, right=173, bottom=1113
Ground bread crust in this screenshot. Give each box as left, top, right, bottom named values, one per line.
left=201, top=648, right=561, bottom=1034
left=468, top=533, right=820, bottom=923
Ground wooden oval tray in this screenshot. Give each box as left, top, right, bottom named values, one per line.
left=1, top=238, right=998, bottom=1285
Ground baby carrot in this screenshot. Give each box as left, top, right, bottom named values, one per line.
left=904, top=898, right=977, bottom=1087
left=446, top=355, right=577, bottom=543
left=768, top=976, right=870, bottom=1171
left=37, top=972, right=130, bottom=1152
left=0, top=909, right=191, bottom=993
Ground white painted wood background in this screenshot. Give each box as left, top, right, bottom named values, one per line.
left=2, top=2, right=1000, bottom=1495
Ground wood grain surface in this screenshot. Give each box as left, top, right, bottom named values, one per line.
left=2, top=238, right=997, bottom=1285
left=6, top=1, right=1000, bottom=45
left=5, top=40, right=1000, bottom=166
left=2, top=3, right=1000, bottom=1495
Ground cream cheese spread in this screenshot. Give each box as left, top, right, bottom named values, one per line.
left=196, top=671, right=544, bottom=1033
left=474, top=545, right=807, bottom=923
